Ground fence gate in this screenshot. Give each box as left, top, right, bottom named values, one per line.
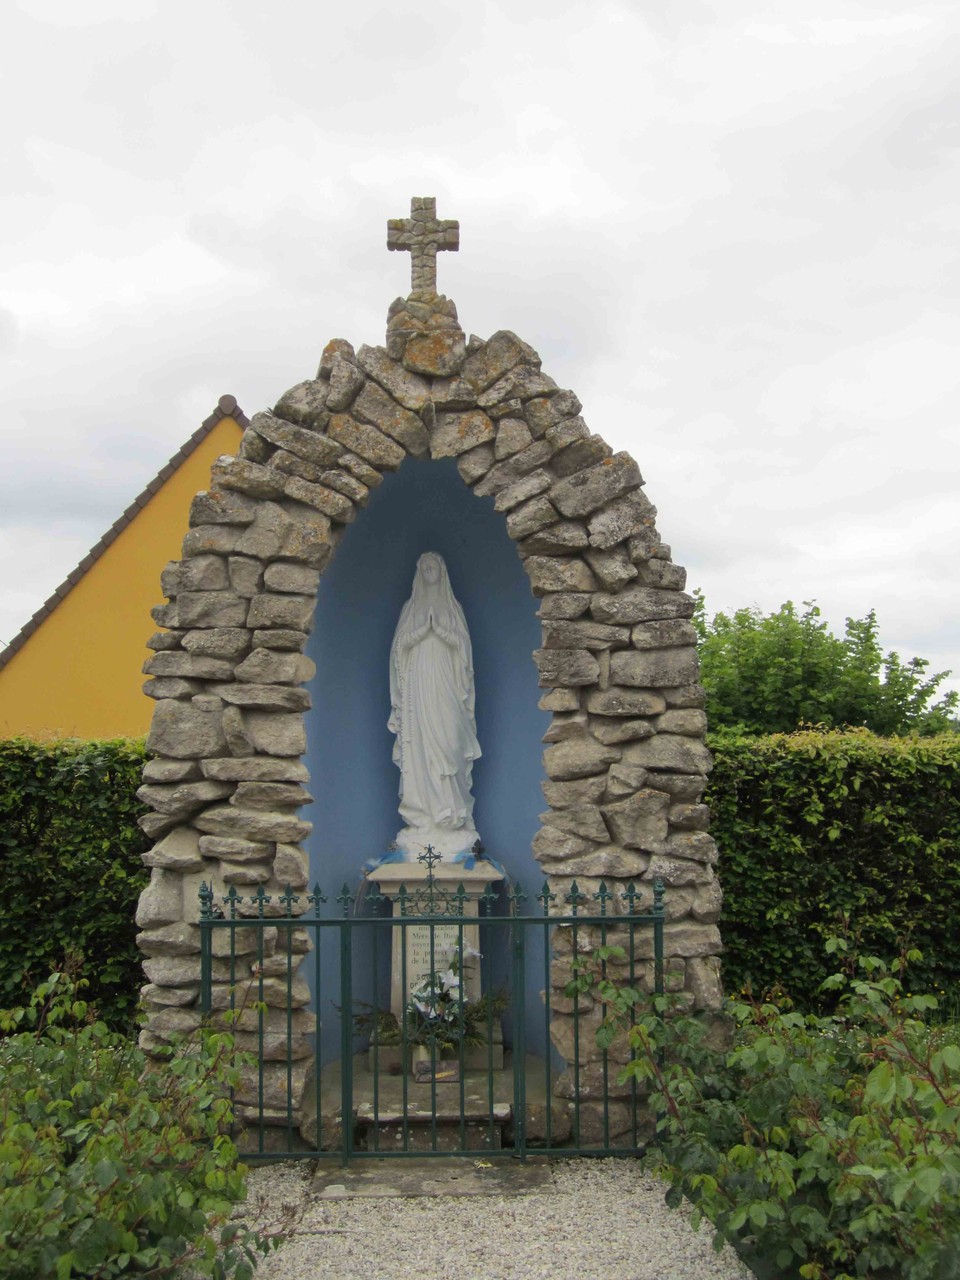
left=199, top=869, right=664, bottom=1162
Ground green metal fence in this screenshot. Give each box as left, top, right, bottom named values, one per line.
left=198, top=865, right=665, bottom=1162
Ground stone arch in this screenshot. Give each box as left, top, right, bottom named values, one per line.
left=135, top=289, right=722, bottom=1134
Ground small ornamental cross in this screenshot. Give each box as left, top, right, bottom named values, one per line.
left=387, top=196, right=459, bottom=296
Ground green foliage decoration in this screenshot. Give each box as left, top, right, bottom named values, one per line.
left=708, top=728, right=960, bottom=1008
left=0, top=737, right=150, bottom=1030
left=0, top=971, right=285, bottom=1279
left=693, top=595, right=958, bottom=735
left=573, top=940, right=960, bottom=1280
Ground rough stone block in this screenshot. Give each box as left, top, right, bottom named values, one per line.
left=656, top=709, right=708, bottom=736
left=141, top=674, right=201, bottom=700
left=403, top=329, right=466, bottom=378
left=247, top=593, right=314, bottom=631
left=274, top=379, right=333, bottom=428
left=456, top=443, right=495, bottom=485
left=586, top=492, right=656, bottom=549
left=276, top=510, right=337, bottom=569
left=584, top=546, right=637, bottom=591
left=193, top=806, right=312, bottom=843
left=545, top=416, right=589, bottom=451
left=198, top=835, right=274, bottom=862
left=146, top=701, right=227, bottom=759
left=353, top=380, right=429, bottom=457
left=493, top=469, right=551, bottom=513
left=327, top=413, right=404, bottom=470
left=602, top=789, right=670, bottom=850
left=212, top=456, right=288, bottom=501
left=282, top=474, right=355, bottom=523
left=143, top=826, right=205, bottom=872
left=260, top=563, right=320, bottom=596
left=201, top=758, right=310, bottom=783
left=541, top=775, right=607, bottom=808
left=541, top=619, right=630, bottom=650
left=251, top=629, right=308, bottom=652
left=542, top=712, right=589, bottom=742
left=174, top=554, right=231, bottom=593
left=181, top=522, right=242, bottom=560
left=461, top=329, right=539, bottom=392
left=243, top=711, right=308, bottom=757
left=324, top=357, right=366, bottom=412
left=228, top=556, right=263, bottom=597
left=690, top=880, right=723, bottom=924
left=543, top=737, right=620, bottom=780
left=137, top=780, right=234, bottom=818
left=318, top=468, right=369, bottom=505
left=519, top=523, right=590, bottom=558
left=525, top=557, right=597, bottom=596
left=274, top=843, right=309, bottom=889
left=232, top=781, right=312, bottom=810
left=179, top=629, right=249, bottom=660
left=635, top=559, right=687, bottom=591
left=478, top=366, right=557, bottom=408
left=143, top=652, right=235, bottom=680
left=621, top=735, right=713, bottom=775
left=142, top=759, right=201, bottom=783
left=630, top=620, right=698, bottom=650
left=493, top=417, right=533, bottom=459
left=643, top=855, right=713, bottom=887
left=137, top=922, right=200, bottom=957
left=356, top=345, right=431, bottom=411
left=551, top=435, right=612, bottom=479
left=318, top=337, right=355, bottom=377
left=540, top=805, right=610, bottom=842
left=537, top=593, right=592, bottom=620
left=506, top=496, right=559, bottom=540
left=190, top=489, right=259, bottom=527
left=177, top=591, right=248, bottom=629
left=234, top=648, right=314, bottom=685
left=609, top=648, right=700, bottom=688
left=144, top=678, right=186, bottom=707
left=589, top=717, right=655, bottom=745
left=550, top=453, right=642, bottom=519
left=248, top=411, right=342, bottom=469
left=218, top=684, right=311, bottom=712
left=472, top=440, right=554, bottom=497
left=431, top=410, right=495, bottom=458
left=136, top=869, right=183, bottom=929
left=539, top=688, right=580, bottom=712
left=532, top=827, right=594, bottom=862
left=533, top=649, right=600, bottom=687
left=591, top=587, right=696, bottom=625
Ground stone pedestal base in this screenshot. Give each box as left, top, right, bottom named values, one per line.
left=366, top=859, right=503, bottom=1021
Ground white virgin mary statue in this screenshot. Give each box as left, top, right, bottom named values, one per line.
left=388, top=552, right=482, bottom=860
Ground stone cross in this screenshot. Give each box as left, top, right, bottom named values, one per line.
left=387, top=197, right=459, bottom=296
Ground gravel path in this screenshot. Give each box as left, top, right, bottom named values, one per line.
left=243, top=1159, right=755, bottom=1280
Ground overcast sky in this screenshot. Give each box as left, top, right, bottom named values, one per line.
left=2, top=0, right=958, bottom=702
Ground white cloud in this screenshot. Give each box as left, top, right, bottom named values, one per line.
left=0, top=0, right=957, bottom=699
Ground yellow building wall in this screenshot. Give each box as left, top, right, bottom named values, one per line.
left=0, top=417, right=244, bottom=740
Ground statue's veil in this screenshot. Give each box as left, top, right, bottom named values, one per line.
left=389, top=553, right=475, bottom=718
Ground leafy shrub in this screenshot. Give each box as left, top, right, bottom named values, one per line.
left=693, top=596, right=958, bottom=735
left=0, top=971, right=283, bottom=1279
left=0, top=737, right=149, bottom=1029
left=709, top=728, right=960, bottom=1008
left=577, top=941, right=960, bottom=1280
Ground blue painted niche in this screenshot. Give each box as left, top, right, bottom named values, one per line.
left=304, top=456, right=551, bottom=1063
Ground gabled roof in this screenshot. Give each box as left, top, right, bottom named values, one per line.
left=0, top=395, right=249, bottom=676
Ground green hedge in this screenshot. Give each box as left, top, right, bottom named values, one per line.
left=0, top=738, right=149, bottom=1029
left=2, top=730, right=958, bottom=1027
left=708, top=728, right=960, bottom=1008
